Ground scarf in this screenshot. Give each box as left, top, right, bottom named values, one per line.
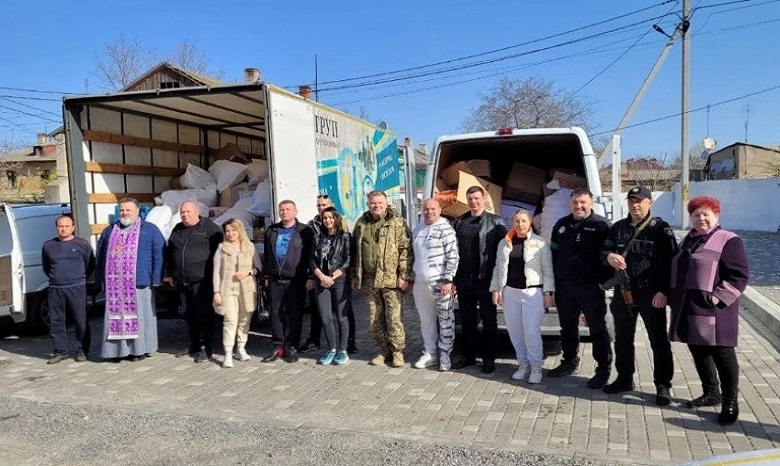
left=105, top=221, right=141, bottom=340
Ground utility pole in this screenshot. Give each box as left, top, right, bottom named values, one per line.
left=680, top=0, right=691, bottom=228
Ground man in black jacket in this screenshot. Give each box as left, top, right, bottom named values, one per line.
left=452, top=186, right=507, bottom=374
left=262, top=200, right=315, bottom=363
left=548, top=189, right=613, bottom=388
left=601, top=186, right=678, bottom=406
left=166, top=200, right=223, bottom=363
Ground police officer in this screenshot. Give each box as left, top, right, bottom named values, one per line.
left=548, top=189, right=613, bottom=389
left=601, top=186, right=678, bottom=406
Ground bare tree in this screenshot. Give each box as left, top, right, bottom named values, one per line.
left=462, top=77, right=595, bottom=133
left=169, top=39, right=223, bottom=79
left=93, top=33, right=157, bottom=91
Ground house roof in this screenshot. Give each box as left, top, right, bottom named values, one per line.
left=0, top=147, right=60, bottom=163
left=710, top=141, right=780, bottom=156
left=120, top=61, right=225, bottom=92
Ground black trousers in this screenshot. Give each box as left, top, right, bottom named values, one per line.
left=269, top=278, right=306, bottom=350
left=49, top=285, right=91, bottom=354
left=455, top=274, right=496, bottom=362
left=688, top=344, right=739, bottom=397
left=611, top=287, right=674, bottom=388
left=179, top=281, right=215, bottom=355
left=556, top=282, right=613, bottom=372
left=316, top=278, right=349, bottom=352
left=303, top=288, right=323, bottom=345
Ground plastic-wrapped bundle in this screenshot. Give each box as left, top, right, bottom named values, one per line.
left=539, top=187, right=573, bottom=241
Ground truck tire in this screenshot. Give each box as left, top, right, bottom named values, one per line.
left=24, top=291, right=50, bottom=334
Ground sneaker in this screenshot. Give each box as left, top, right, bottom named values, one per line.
left=298, top=341, right=320, bottom=354
left=334, top=351, right=350, bottom=365
left=586, top=371, right=610, bottom=389
left=413, top=352, right=439, bottom=369
left=481, top=359, right=496, bottom=374
left=369, top=354, right=386, bottom=366
left=285, top=348, right=300, bottom=363
left=47, top=354, right=69, bottom=365
left=235, top=348, right=251, bottom=362
left=318, top=350, right=337, bottom=365
left=686, top=391, right=721, bottom=408
left=223, top=354, right=234, bottom=368
left=263, top=348, right=284, bottom=362
left=347, top=340, right=358, bottom=354
left=391, top=352, right=405, bottom=368
left=75, top=351, right=87, bottom=362
left=603, top=379, right=635, bottom=394
left=512, top=362, right=530, bottom=381
left=439, top=353, right=451, bottom=372
left=193, top=351, right=210, bottom=363
left=528, top=366, right=543, bottom=384
left=548, top=358, right=579, bottom=377
left=656, top=385, right=672, bottom=406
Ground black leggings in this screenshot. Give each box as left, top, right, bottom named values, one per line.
left=688, top=344, right=739, bottom=397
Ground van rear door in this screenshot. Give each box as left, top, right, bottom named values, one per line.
left=0, top=205, right=26, bottom=323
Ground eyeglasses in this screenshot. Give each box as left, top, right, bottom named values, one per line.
left=317, top=194, right=329, bottom=199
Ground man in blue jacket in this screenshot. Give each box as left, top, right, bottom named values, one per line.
left=42, top=215, right=95, bottom=364
left=262, top=200, right=314, bottom=363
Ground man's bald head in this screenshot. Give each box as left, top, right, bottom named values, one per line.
left=422, top=198, right=442, bottom=225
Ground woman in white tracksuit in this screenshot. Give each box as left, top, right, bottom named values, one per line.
left=490, top=209, right=554, bottom=384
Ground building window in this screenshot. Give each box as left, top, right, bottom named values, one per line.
left=6, top=170, right=16, bottom=187
left=160, top=81, right=181, bottom=89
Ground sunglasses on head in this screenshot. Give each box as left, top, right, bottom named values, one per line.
left=317, top=194, right=329, bottom=199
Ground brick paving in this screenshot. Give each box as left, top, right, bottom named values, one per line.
left=1, top=286, right=780, bottom=465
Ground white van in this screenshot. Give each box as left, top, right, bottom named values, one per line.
left=0, top=203, right=71, bottom=331
left=424, top=127, right=612, bottom=336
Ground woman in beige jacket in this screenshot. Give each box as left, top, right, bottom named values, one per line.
left=213, top=218, right=260, bottom=368
left=490, top=209, right=554, bottom=384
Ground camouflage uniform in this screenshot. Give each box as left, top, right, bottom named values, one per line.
left=352, top=207, right=413, bottom=355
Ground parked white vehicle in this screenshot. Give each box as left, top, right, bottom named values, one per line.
left=0, top=203, right=71, bottom=330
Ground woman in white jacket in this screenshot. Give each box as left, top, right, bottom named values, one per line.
left=490, top=209, right=554, bottom=384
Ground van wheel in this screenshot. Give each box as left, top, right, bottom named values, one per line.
left=25, top=292, right=50, bottom=334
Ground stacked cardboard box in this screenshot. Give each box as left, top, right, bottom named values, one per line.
left=504, top=163, right=546, bottom=203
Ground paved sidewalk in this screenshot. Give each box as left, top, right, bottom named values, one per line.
left=1, top=292, right=780, bottom=465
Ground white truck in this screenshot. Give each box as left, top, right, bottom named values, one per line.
left=423, top=127, right=612, bottom=337
left=0, top=203, right=72, bottom=330
left=62, top=83, right=415, bottom=246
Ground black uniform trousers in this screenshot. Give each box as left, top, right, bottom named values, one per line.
left=49, top=285, right=91, bottom=355
left=688, top=344, right=739, bottom=397
left=556, top=282, right=612, bottom=373
left=269, top=278, right=306, bottom=351
left=611, top=287, right=673, bottom=388
left=179, top=281, right=215, bottom=355
left=455, top=274, right=497, bottom=362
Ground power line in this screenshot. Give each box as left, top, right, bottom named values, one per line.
left=696, top=0, right=767, bottom=9
left=0, top=97, right=60, bottom=118
left=0, top=85, right=74, bottom=95
left=592, top=83, right=780, bottom=136
left=0, top=94, right=61, bottom=102
left=303, top=1, right=679, bottom=88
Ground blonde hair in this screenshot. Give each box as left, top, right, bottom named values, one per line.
left=222, top=218, right=253, bottom=251
left=512, top=209, right=532, bottom=224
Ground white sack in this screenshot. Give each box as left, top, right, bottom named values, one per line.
left=209, top=159, right=247, bottom=193
left=180, top=164, right=216, bottom=189
left=245, top=160, right=270, bottom=186
left=539, top=188, right=573, bottom=241
left=159, top=187, right=218, bottom=209
left=144, top=206, right=173, bottom=234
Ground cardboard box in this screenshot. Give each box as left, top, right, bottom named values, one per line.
left=440, top=161, right=473, bottom=187
left=550, top=170, right=586, bottom=190
left=218, top=182, right=253, bottom=207
left=440, top=171, right=502, bottom=218
left=435, top=177, right=450, bottom=192
left=504, top=163, right=545, bottom=203
left=466, top=159, right=491, bottom=179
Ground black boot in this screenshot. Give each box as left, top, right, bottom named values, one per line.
left=718, top=394, right=739, bottom=426
left=686, top=388, right=722, bottom=408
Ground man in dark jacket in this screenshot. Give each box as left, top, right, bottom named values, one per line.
left=262, top=200, right=314, bottom=363
left=452, top=185, right=507, bottom=374
left=548, top=189, right=613, bottom=389
left=601, top=186, right=678, bottom=405
left=166, top=200, right=223, bottom=363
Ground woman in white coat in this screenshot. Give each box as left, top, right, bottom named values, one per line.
left=490, top=209, right=554, bottom=384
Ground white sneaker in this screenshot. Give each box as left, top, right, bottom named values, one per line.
left=235, top=348, right=251, bottom=362
left=223, top=354, right=233, bottom=368
left=512, top=362, right=530, bottom=380
left=528, top=366, right=543, bottom=384
left=413, top=352, right=439, bottom=369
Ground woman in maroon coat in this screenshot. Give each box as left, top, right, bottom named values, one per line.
left=669, top=196, right=749, bottom=426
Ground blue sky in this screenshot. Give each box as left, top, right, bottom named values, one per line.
left=1, top=0, right=778, bottom=161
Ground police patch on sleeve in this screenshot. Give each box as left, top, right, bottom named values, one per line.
left=559, top=226, right=566, bottom=234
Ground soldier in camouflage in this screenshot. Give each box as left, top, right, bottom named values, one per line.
left=352, top=190, right=414, bottom=368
